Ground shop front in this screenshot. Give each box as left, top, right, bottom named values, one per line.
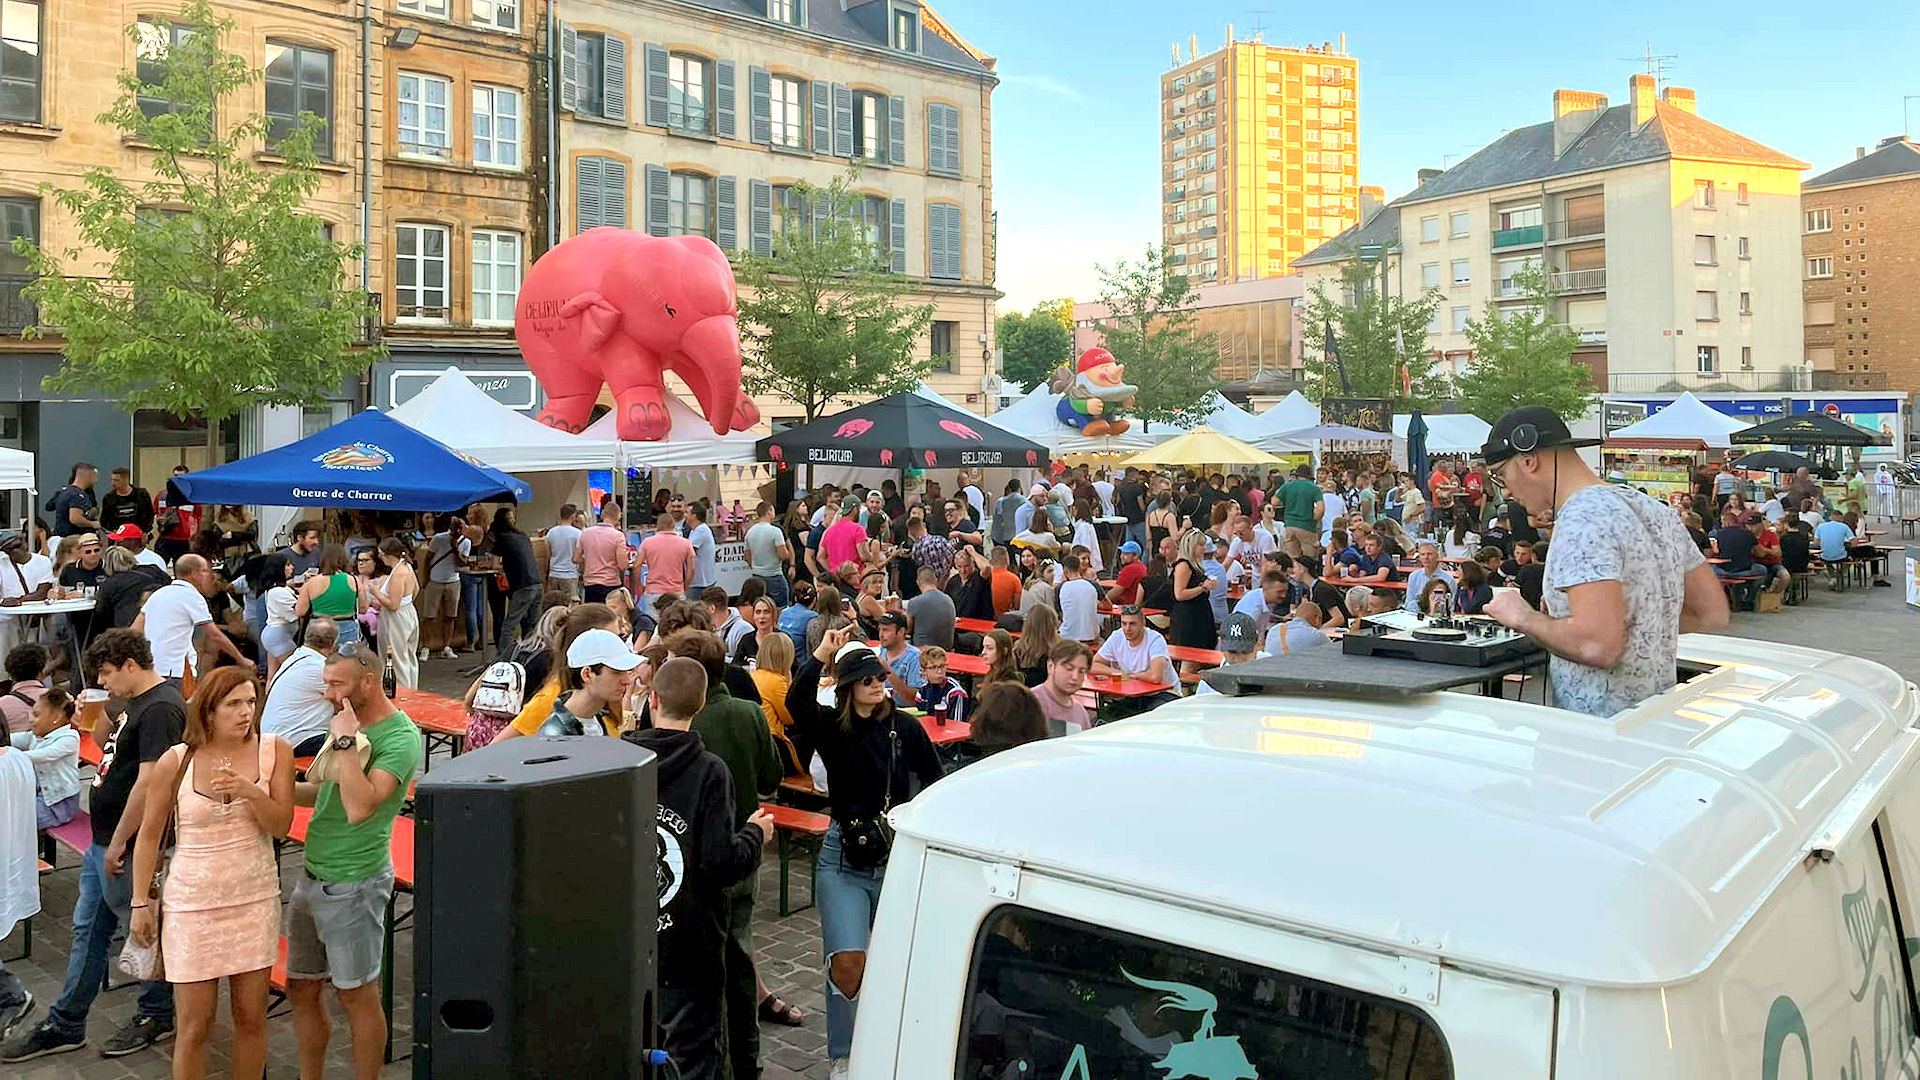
left=1603, top=392, right=1908, bottom=463
left=373, top=347, right=543, bottom=417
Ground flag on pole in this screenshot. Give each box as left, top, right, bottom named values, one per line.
left=1324, top=320, right=1351, bottom=394
left=1395, top=323, right=1406, bottom=399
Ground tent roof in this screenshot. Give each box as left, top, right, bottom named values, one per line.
left=1252, top=390, right=1321, bottom=437
left=1393, top=413, right=1491, bottom=454
left=989, top=385, right=1166, bottom=455
left=0, top=446, right=34, bottom=491
left=755, top=392, right=1048, bottom=470
left=1605, top=392, right=1748, bottom=448
left=389, top=368, right=614, bottom=473
left=583, top=391, right=762, bottom=467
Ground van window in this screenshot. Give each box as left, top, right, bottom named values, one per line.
left=957, top=906, right=1453, bottom=1079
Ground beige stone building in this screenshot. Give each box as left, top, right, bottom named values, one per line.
left=551, top=0, right=1000, bottom=424
left=1800, top=137, right=1920, bottom=392
left=1298, top=75, right=1808, bottom=396
left=1070, top=276, right=1303, bottom=384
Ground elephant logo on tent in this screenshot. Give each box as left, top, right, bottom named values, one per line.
left=835, top=418, right=875, bottom=439
left=879, top=449, right=894, bottom=466
left=314, top=442, right=392, bottom=471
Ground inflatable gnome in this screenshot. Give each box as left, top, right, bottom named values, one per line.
left=1052, top=347, right=1139, bottom=437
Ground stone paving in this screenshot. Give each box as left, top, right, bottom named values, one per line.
left=4, top=542, right=1913, bottom=1078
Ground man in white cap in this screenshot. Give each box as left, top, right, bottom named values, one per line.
left=538, top=627, right=641, bottom=736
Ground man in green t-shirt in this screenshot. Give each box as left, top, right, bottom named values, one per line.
left=1276, top=463, right=1327, bottom=562
left=287, top=645, right=421, bottom=1080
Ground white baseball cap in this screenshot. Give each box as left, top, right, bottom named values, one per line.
left=566, top=628, right=641, bottom=671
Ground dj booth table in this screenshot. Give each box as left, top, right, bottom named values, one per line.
left=1201, top=646, right=1548, bottom=700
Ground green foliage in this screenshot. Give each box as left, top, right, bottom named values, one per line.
left=1031, top=297, right=1075, bottom=334
left=1091, top=246, right=1219, bottom=426
left=15, top=0, right=377, bottom=426
left=735, top=169, right=935, bottom=423
left=995, top=306, right=1071, bottom=391
left=1300, top=263, right=1446, bottom=407
left=1454, top=267, right=1593, bottom=422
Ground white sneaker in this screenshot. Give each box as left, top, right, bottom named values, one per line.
left=829, top=1059, right=850, bottom=1080
left=417, top=648, right=431, bottom=662
left=437, top=647, right=458, bottom=660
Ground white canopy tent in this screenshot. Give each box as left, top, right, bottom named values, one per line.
left=0, top=446, right=33, bottom=532
left=1604, top=392, right=1748, bottom=449
left=389, top=367, right=615, bottom=472
left=1251, top=390, right=1320, bottom=438
left=989, top=384, right=1168, bottom=457
left=584, top=391, right=762, bottom=468
left=1394, top=413, right=1492, bottom=455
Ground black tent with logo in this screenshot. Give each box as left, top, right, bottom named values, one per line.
left=1730, top=412, right=1890, bottom=448
left=757, top=393, right=1050, bottom=471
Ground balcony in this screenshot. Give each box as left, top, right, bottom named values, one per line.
left=1546, top=216, right=1605, bottom=242
left=1165, top=188, right=1184, bottom=202
left=1167, top=254, right=1187, bottom=266
left=1196, top=224, right=1218, bottom=239
left=1607, top=366, right=1813, bottom=394
left=1549, top=267, right=1606, bottom=294
left=1166, top=83, right=1183, bottom=98
left=1575, top=328, right=1606, bottom=345
left=1490, top=224, right=1544, bottom=249
left=1195, top=70, right=1216, bottom=85
left=0, top=276, right=37, bottom=334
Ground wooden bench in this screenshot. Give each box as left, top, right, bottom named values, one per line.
left=760, top=802, right=830, bottom=916
left=41, top=811, right=92, bottom=868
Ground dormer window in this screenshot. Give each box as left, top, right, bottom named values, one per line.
left=766, top=0, right=801, bottom=26
left=892, top=8, right=919, bottom=52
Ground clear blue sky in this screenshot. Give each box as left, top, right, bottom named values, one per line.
left=932, top=0, right=1920, bottom=313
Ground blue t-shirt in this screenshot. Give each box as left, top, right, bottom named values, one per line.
left=883, top=643, right=924, bottom=704
left=778, top=605, right=817, bottom=651
left=1201, top=556, right=1230, bottom=626
left=52, top=485, right=95, bottom=536
left=1814, top=520, right=1856, bottom=562
left=1710, top=527, right=1758, bottom=573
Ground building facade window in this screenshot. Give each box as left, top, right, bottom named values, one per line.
left=1695, top=290, right=1717, bottom=321
left=397, top=0, right=449, bottom=17
left=930, top=319, right=954, bottom=372
left=1737, top=236, right=1750, bottom=260
left=471, top=0, right=516, bottom=31
left=772, top=183, right=807, bottom=245
left=0, top=197, right=38, bottom=324
left=1736, top=182, right=1748, bottom=203
left=1739, top=291, right=1751, bottom=315
left=1448, top=210, right=1468, bottom=238
left=1693, top=180, right=1714, bottom=208
left=1693, top=235, right=1716, bottom=265
left=472, top=84, right=521, bottom=168
left=264, top=41, right=332, bottom=158
left=767, top=0, right=800, bottom=24
left=1807, top=256, right=1832, bottom=278
left=1741, top=345, right=1752, bottom=369
left=136, top=18, right=194, bottom=120
left=575, top=32, right=605, bottom=118
left=667, top=53, right=709, bottom=133
left=892, top=8, right=918, bottom=52
left=769, top=75, right=803, bottom=148
left=1697, top=344, right=1718, bottom=373
left=1420, top=262, right=1439, bottom=289
left=854, top=90, right=885, bottom=161
left=0, top=0, right=43, bottom=124
left=471, top=229, right=520, bottom=326
left=1804, top=208, right=1830, bottom=232
left=853, top=194, right=887, bottom=263
left=398, top=71, right=452, bottom=159
left=1420, top=216, right=1438, bottom=243
left=394, top=222, right=450, bottom=322
left=667, top=171, right=711, bottom=237
left=1449, top=259, right=1468, bottom=286
left=1450, top=305, right=1468, bottom=332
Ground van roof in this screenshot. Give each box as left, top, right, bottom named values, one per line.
left=893, top=634, right=1919, bottom=988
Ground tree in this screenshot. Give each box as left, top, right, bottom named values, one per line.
left=1300, top=263, right=1446, bottom=407
left=1453, top=267, right=1593, bottom=422
left=1091, top=246, right=1219, bottom=426
left=735, top=169, right=935, bottom=423
left=1031, top=296, right=1075, bottom=335
left=16, top=0, right=377, bottom=444
left=996, top=307, right=1071, bottom=391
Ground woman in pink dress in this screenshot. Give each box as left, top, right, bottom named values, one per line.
left=129, top=666, right=294, bottom=1080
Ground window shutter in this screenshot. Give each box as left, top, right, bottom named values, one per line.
left=811, top=189, right=831, bottom=243
left=946, top=205, right=962, bottom=279
left=643, top=43, right=669, bottom=127
left=603, top=159, right=629, bottom=228
left=748, top=66, right=771, bottom=145
left=715, top=60, right=736, bottom=139
left=796, top=0, right=807, bottom=27
left=749, top=179, right=772, bottom=256
left=887, top=93, right=906, bottom=166
left=889, top=197, right=906, bottom=274
left=575, top=156, right=602, bottom=232
left=644, top=164, right=670, bottom=236
left=831, top=83, right=853, bottom=157
left=602, top=36, right=628, bottom=121
left=926, top=204, right=942, bottom=277
left=715, top=175, right=738, bottom=249
left=559, top=23, right=579, bottom=113
left=811, top=81, right=831, bottom=154
left=925, top=103, right=942, bottom=174
left=941, top=104, right=961, bottom=174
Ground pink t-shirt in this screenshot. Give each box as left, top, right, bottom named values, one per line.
left=576, top=524, right=630, bottom=587
left=820, top=519, right=866, bottom=575
left=638, top=532, right=693, bottom=596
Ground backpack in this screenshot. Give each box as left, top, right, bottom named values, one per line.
left=471, top=660, right=527, bottom=718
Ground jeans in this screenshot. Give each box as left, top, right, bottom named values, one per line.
left=48, top=844, right=172, bottom=1038
left=244, top=589, right=267, bottom=653
left=816, top=825, right=886, bottom=1060
left=754, top=572, right=790, bottom=608
left=1124, top=521, right=1148, bottom=551
left=460, top=573, right=488, bottom=651
left=496, top=584, right=542, bottom=661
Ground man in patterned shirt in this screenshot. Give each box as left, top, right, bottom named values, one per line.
left=1480, top=407, right=1729, bottom=717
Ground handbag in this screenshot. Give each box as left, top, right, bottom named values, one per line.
left=118, top=745, right=195, bottom=982
left=838, top=722, right=898, bottom=872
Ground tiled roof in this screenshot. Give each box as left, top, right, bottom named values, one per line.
left=1805, top=139, right=1920, bottom=190
left=677, top=0, right=993, bottom=76
left=1293, top=206, right=1400, bottom=268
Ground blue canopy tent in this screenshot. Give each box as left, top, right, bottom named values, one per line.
left=171, top=409, right=532, bottom=510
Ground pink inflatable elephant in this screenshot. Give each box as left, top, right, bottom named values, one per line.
left=515, top=229, right=761, bottom=441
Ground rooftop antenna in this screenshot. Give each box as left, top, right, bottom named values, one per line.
left=1246, top=9, right=1269, bottom=43
left=1622, top=40, right=1678, bottom=89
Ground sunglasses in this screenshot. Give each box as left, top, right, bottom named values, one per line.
left=856, top=675, right=886, bottom=688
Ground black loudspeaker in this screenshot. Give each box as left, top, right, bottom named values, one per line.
left=413, top=737, right=659, bottom=1079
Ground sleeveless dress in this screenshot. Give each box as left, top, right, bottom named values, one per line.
left=379, top=572, right=421, bottom=689
left=312, top=572, right=361, bottom=643
left=160, top=739, right=282, bottom=983
left=1168, top=558, right=1217, bottom=650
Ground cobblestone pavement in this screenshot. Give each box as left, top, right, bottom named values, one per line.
left=5, top=544, right=1911, bottom=1078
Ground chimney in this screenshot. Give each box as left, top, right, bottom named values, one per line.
left=1629, top=73, right=1657, bottom=127
left=1881, top=135, right=1907, bottom=148
left=1359, top=184, right=1385, bottom=223
left=1551, top=90, right=1608, bottom=157
left=1858, top=146, right=1867, bottom=160
left=1189, top=34, right=1198, bottom=61
left=1661, top=86, right=1696, bottom=115
left=1416, top=167, right=1443, bottom=185
left=1225, top=22, right=1234, bottom=46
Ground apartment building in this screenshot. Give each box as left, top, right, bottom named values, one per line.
left=1299, top=75, right=1808, bottom=395
left=552, top=0, right=1000, bottom=421
left=0, top=0, right=545, bottom=502
left=1801, top=137, right=1920, bottom=393
left=1070, top=276, right=1304, bottom=384
left=1160, top=30, right=1358, bottom=283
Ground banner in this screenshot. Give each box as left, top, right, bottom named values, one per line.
left=1320, top=397, right=1391, bottom=433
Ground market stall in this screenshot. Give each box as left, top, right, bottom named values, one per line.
left=756, top=392, right=1048, bottom=472
left=1601, top=392, right=1750, bottom=503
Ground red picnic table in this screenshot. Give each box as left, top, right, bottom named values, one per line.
left=866, top=641, right=987, bottom=677
left=283, top=805, right=415, bottom=1060
left=918, top=713, right=972, bottom=746
left=954, top=616, right=997, bottom=635
left=395, top=686, right=470, bottom=767
left=1084, top=672, right=1176, bottom=699
left=1167, top=645, right=1224, bottom=667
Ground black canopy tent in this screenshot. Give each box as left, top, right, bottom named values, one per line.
left=1730, top=413, right=1890, bottom=448
left=756, top=392, right=1050, bottom=471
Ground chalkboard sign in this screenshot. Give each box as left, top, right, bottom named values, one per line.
left=1321, top=397, right=1391, bottom=433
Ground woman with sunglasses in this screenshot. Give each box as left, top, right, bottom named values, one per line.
left=784, top=626, right=944, bottom=1077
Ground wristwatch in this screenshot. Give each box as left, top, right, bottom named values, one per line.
left=331, top=734, right=357, bottom=752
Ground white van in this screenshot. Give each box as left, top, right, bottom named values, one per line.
left=849, top=634, right=1920, bottom=1079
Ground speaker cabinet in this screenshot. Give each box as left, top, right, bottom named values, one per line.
left=413, top=737, right=658, bottom=1079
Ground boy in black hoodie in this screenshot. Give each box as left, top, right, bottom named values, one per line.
left=624, top=657, right=773, bottom=1080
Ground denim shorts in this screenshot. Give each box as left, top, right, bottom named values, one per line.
left=286, top=866, right=394, bottom=990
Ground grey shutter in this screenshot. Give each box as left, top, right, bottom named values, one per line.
left=925, top=204, right=942, bottom=277
left=602, top=36, right=628, bottom=121
left=925, top=103, right=942, bottom=174
left=811, top=189, right=831, bottom=243
left=947, top=205, right=962, bottom=279
left=887, top=93, right=905, bottom=165
left=939, top=104, right=960, bottom=174
left=559, top=23, right=579, bottom=113
left=796, top=0, right=807, bottom=27
left=644, top=164, right=670, bottom=236
left=643, top=43, right=669, bottom=127
left=811, top=81, right=831, bottom=154
left=715, top=61, right=736, bottom=139
left=748, top=66, right=771, bottom=145
left=715, top=175, right=738, bottom=249
left=889, top=197, right=906, bottom=274
left=831, top=83, right=853, bottom=157
left=749, top=179, right=772, bottom=256
left=575, top=155, right=602, bottom=232
left=603, top=158, right=629, bottom=228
